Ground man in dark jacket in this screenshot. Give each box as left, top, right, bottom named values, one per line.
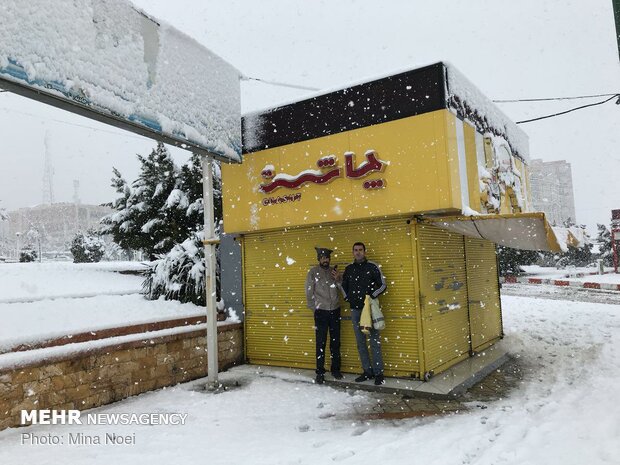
left=306, top=247, right=343, bottom=384
left=339, top=242, right=387, bottom=385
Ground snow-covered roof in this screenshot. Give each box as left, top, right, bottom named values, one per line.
left=243, top=62, right=528, bottom=160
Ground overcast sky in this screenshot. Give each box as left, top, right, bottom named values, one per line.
left=1, top=0, right=619, bottom=234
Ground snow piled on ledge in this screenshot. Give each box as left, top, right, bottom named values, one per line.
left=445, top=63, right=529, bottom=161
left=0, top=0, right=241, bottom=161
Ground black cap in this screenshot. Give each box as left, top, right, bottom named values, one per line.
left=315, top=247, right=333, bottom=259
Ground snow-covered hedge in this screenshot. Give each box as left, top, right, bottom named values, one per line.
left=19, top=248, right=37, bottom=263
left=70, top=231, right=106, bottom=263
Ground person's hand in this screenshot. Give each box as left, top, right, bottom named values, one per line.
left=331, top=267, right=342, bottom=283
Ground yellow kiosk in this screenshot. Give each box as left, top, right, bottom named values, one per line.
left=222, top=62, right=560, bottom=380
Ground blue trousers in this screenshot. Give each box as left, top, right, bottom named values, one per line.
left=351, top=308, right=384, bottom=375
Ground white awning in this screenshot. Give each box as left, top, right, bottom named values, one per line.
left=423, top=212, right=562, bottom=252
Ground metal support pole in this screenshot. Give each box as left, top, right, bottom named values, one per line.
left=613, top=0, right=620, bottom=62
left=202, top=155, right=219, bottom=385
left=613, top=230, right=619, bottom=274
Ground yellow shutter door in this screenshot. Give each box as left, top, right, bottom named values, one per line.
left=465, top=238, right=502, bottom=351
left=243, top=217, right=422, bottom=377
left=415, top=223, right=471, bottom=377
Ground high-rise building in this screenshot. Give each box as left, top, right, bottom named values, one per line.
left=529, top=159, right=577, bottom=226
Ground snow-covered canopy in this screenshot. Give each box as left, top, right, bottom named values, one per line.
left=567, top=225, right=589, bottom=248
left=552, top=225, right=590, bottom=252
left=0, top=0, right=241, bottom=161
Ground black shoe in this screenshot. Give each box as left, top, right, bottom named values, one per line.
left=331, top=371, right=343, bottom=380
left=315, top=373, right=325, bottom=384
left=374, top=374, right=385, bottom=386
left=354, top=371, right=374, bottom=382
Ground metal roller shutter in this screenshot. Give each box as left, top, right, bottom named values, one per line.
left=465, top=238, right=502, bottom=351
left=415, top=223, right=471, bottom=376
left=243, top=216, right=422, bottom=377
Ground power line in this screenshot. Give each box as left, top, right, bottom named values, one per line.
left=241, top=76, right=320, bottom=91
left=494, top=92, right=620, bottom=103
left=3, top=81, right=619, bottom=128
left=242, top=77, right=620, bottom=104
left=516, top=94, right=620, bottom=124
left=0, top=106, right=150, bottom=141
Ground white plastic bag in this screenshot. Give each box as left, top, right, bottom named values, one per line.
left=370, top=297, right=385, bottom=330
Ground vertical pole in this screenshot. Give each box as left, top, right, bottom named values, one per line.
left=613, top=0, right=620, bottom=62
left=613, top=230, right=619, bottom=274
left=202, top=155, right=219, bottom=386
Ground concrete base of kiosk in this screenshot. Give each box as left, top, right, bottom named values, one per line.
left=232, top=340, right=510, bottom=399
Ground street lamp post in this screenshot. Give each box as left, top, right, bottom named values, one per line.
left=15, top=232, right=21, bottom=261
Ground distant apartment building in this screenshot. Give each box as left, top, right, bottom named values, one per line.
left=529, top=159, right=577, bottom=226
left=0, top=203, right=112, bottom=259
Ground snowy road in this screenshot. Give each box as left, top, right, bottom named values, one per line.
left=1, top=293, right=619, bottom=464
left=502, top=283, right=620, bottom=305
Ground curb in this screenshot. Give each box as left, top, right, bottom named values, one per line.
left=502, top=275, right=620, bottom=291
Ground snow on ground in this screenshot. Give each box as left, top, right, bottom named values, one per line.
left=0, top=294, right=206, bottom=353
left=502, top=283, right=620, bottom=305
left=0, top=262, right=146, bottom=302
left=520, top=265, right=620, bottom=285
left=570, top=274, right=620, bottom=284
left=1, top=294, right=619, bottom=464
left=0, top=261, right=208, bottom=354
left=520, top=265, right=611, bottom=279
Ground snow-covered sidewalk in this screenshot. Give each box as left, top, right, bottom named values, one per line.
left=1, top=294, right=619, bottom=464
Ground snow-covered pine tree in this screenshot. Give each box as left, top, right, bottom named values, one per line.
left=597, top=223, right=613, bottom=266
left=143, top=154, right=224, bottom=305
left=143, top=231, right=206, bottom=305
left=130, top=142, right=180, bottom=259
left=177, top=152, right=223, bottom=231
left=102, top=142, right=203, bottom=260
left=100, top=167, right=137, bottom=255
left=0, top=205, right=9, bottom=257
left=103, top=143, right=224, bottom=304
left=497, top=245, right=539, bottom=276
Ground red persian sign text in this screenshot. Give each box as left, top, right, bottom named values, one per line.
left=259, top=150, right=387, bottom=194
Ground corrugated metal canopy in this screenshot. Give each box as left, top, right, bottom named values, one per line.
left=423, top=212, right=562, bottom=252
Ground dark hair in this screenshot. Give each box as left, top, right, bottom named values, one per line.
left=352, top=242, right=366, bottom=251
